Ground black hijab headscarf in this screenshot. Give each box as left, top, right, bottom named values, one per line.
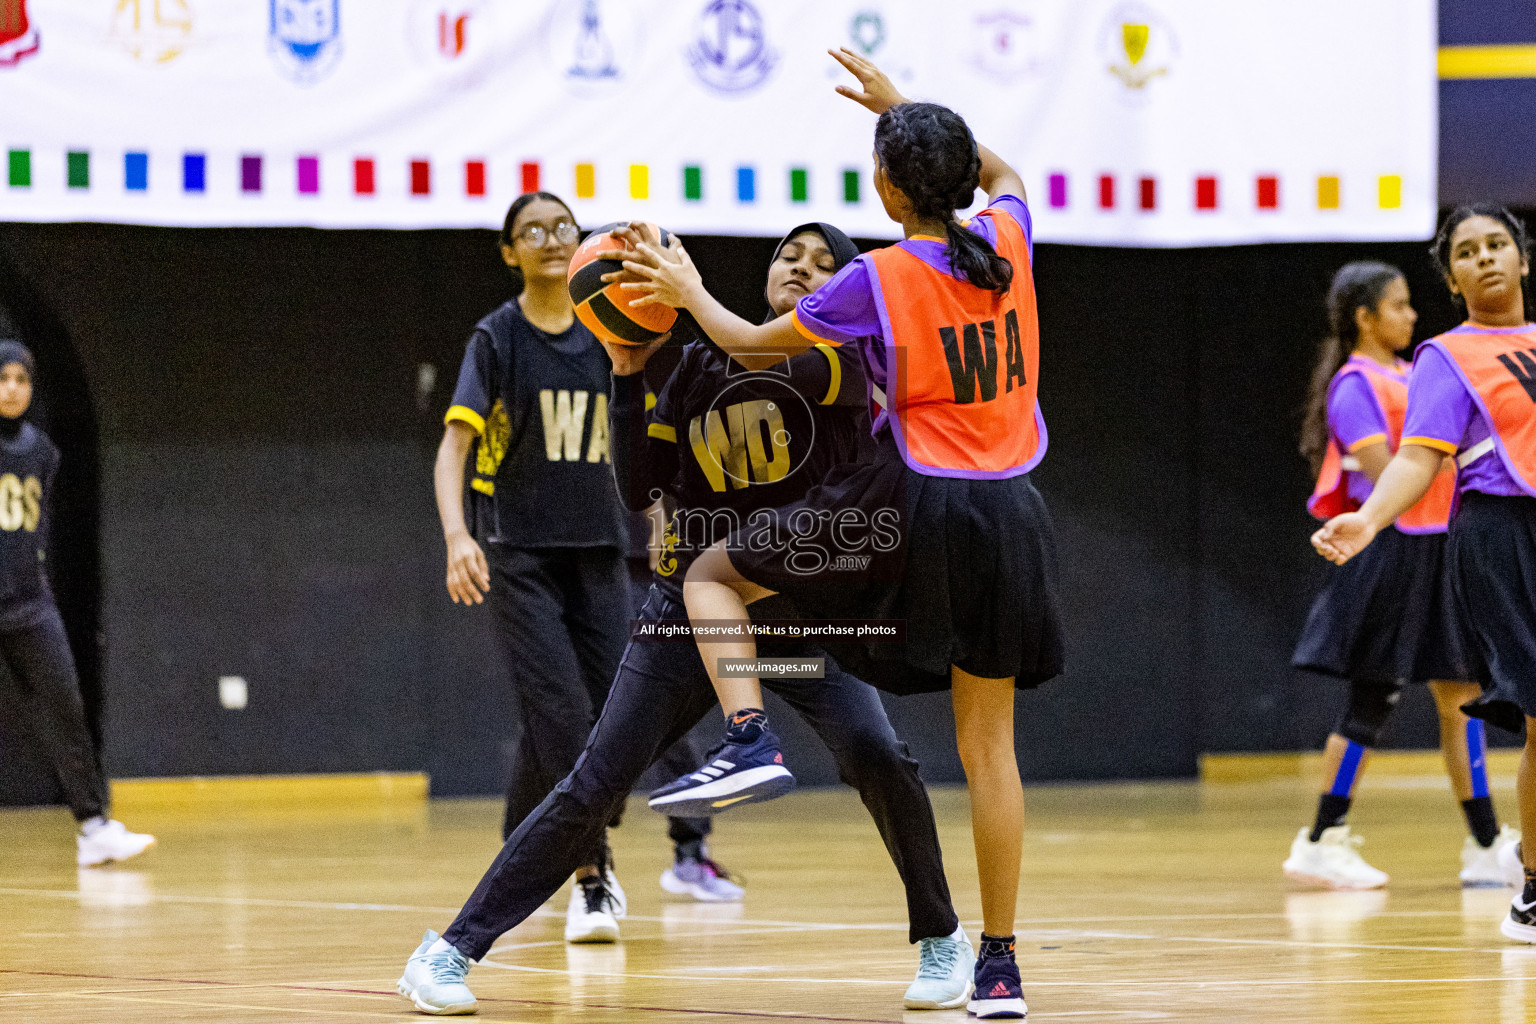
left=0, top=339, right=34, bottom=437
left=763, top=222, right=859, bottom=322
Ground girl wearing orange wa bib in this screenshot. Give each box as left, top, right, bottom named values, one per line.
left=1314, top=205, right=1536, bottom=943
left=622, top=50, right=1059, bottom=1018
left=1287, top=262, right=1517, bottom=892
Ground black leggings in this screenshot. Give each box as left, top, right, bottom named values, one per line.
left=4, top=605, right=107, bottom=822
left=487, top=544, right=706, bottom=859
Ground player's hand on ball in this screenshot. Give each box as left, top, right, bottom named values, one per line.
left=1311, top=512, right=1377, bottom=565
left=600, top=332, right=668, bottom=376
left=621, top=237, right=701, bottom=310
left=445, top=530, right=490, bottom=604
left=830, top=47, right=908, bottom=114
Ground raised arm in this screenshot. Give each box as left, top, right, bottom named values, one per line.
left=830, top=47, right=1025, bottom=207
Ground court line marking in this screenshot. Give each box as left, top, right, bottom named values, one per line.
left=0, top=884, right=1501, bottom=927
left=4, top=970, right=920, bottom=1024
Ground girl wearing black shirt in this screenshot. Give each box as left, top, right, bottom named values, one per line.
left=0, top=340, right=153, bottom=866
left=433, top=193, right=726, bottom=944
left=398, top=222, right=973, bottom=1016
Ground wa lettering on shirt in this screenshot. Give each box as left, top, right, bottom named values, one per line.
left=1496, top=347, right=1536, bottom=401
left=938, top=308, right=1027, bottom=405
left=687, top=399, right=791, bottom=492
left=539, top=388, right=610, bottom=463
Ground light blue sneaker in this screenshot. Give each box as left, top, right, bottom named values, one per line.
left=903, top=925, right=975, bottom=1009
left=397, top=930, right=477, bottom=1015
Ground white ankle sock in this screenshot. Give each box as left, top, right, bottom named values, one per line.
left=79, top=816, right=108, bottom=837
left=426, top=937, right=456, bottom=956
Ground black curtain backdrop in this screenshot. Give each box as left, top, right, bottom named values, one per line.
left=0, top=219, right=1520, bottom=803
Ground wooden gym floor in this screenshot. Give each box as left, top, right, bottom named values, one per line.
left=2, top=778, right=1533, bottom=1023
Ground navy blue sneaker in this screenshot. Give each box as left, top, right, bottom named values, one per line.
left=968, top=936, right=1027, bottom=1018
left=647, top=729, right=795, bottom=817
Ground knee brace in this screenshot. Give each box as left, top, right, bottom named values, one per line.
left=1335, top=678, right=1403, bottom=749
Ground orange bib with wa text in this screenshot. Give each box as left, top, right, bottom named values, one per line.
left=1424, top=324, right=1536, bottom=498
left=866, top=211, right=1043, bottom=478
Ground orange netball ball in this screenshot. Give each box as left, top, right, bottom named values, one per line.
left=567, top=222, right=679, bottom=347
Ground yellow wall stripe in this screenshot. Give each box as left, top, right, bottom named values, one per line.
left=110, top=772, right=429, bottom=809
left=1439, top=44, right=1536, bottom=80
left=575, top=162, right=596, bottom=199
left=1202, top=750, right=1520, bottom=784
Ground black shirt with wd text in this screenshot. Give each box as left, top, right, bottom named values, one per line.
left=0, top=421, right=58, bottom=628
left=610, top=337, right=869, bottom=598
left=446, top=300, right=627, bottom=548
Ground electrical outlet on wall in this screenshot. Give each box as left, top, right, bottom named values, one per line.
left=219, top=676, right=248, bottom=710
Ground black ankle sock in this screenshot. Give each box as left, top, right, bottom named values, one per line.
left=675, top=838, right=705, bottom=862
left=1310, top=794, right=1352, bottom=842
left=978, top=934, right=1016, bottom=960
left=1523, top=869, right=1536, bottom=905
left=724, top=708, right=768, bottom=743
left=1461, top=797, right=1499, bottom=848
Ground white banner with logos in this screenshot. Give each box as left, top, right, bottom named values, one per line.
left=0, top=0, right=1436, bottom=246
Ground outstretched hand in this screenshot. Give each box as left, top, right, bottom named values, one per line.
left=620, top=237, right=702, bottom=311
left=829, top=47, right=908, bottom=114
left=1311, top=512, right=1380, bottom=566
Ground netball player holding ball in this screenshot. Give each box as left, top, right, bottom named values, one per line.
left=396, top=220, right=973, bottom=1015
left=431, top=193, right=732, bottom=947
left=1288, top=261, right=1518, bottom=890
left=1313, top=206, right=1536, bottom=942
left=0, top=340, right=153, bottom=866
left=625, top=49, right=1059, bottom=1019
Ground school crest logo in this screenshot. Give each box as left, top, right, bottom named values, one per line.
left=0, top=0, right=40, bottom=68
left=406, top=0, right=491, bottom=70
left=687, top=0, right=777, bottom=95
left=268, top=0, right=342, bottom=84
left=542, top=0, right=645, bottom=96
left=970, top=9, right=1040, bottom=82
left=849, top=10, right=885, bottom=57
left=112, top=0, right=194, bottom=65
left=1102, top=2, right=1177, bottom=93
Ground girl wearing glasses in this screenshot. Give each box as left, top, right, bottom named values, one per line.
left=434, top=192, right=726, bottom=945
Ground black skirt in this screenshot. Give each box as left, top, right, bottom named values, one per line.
left=1292, top=525, right=1476, bottom=685
left=731, top=433, right=1065, bottom=695
left=1448, top=492, right=1536, bottom=730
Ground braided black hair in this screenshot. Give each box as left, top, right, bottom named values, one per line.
left=874, top=103, right=1013, bottom=295
left=499, top=191, right=575, bottom=294
left=1430, top=203, right=1532, bottom=321
left=1299, top=261, right=1404, bottom=475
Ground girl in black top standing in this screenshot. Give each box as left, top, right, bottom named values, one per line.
left=0, top=339, right=153, bottom=866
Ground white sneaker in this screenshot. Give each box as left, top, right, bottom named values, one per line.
left=76, top=819, right=155, bottom=867
left=1497, top=831, right=1526, bottom=889
left=1282, top=825, right=1388, bottom=890
left=397, top=930, right=477, bottom=1015
left=565, top=874, right=621, bottom=943
left=903, top=925, right=975, bottom=1009
left=1462, top=826, right=1523, bottom=888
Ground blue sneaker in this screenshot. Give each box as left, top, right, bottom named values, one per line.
left=903, top=925, right=974, bottom=1009
left=647, top=729, right=794, bottom=817
left=968, top=936, right=1027, bottom=1018
left=397, top=930, right=477, bottom=1015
